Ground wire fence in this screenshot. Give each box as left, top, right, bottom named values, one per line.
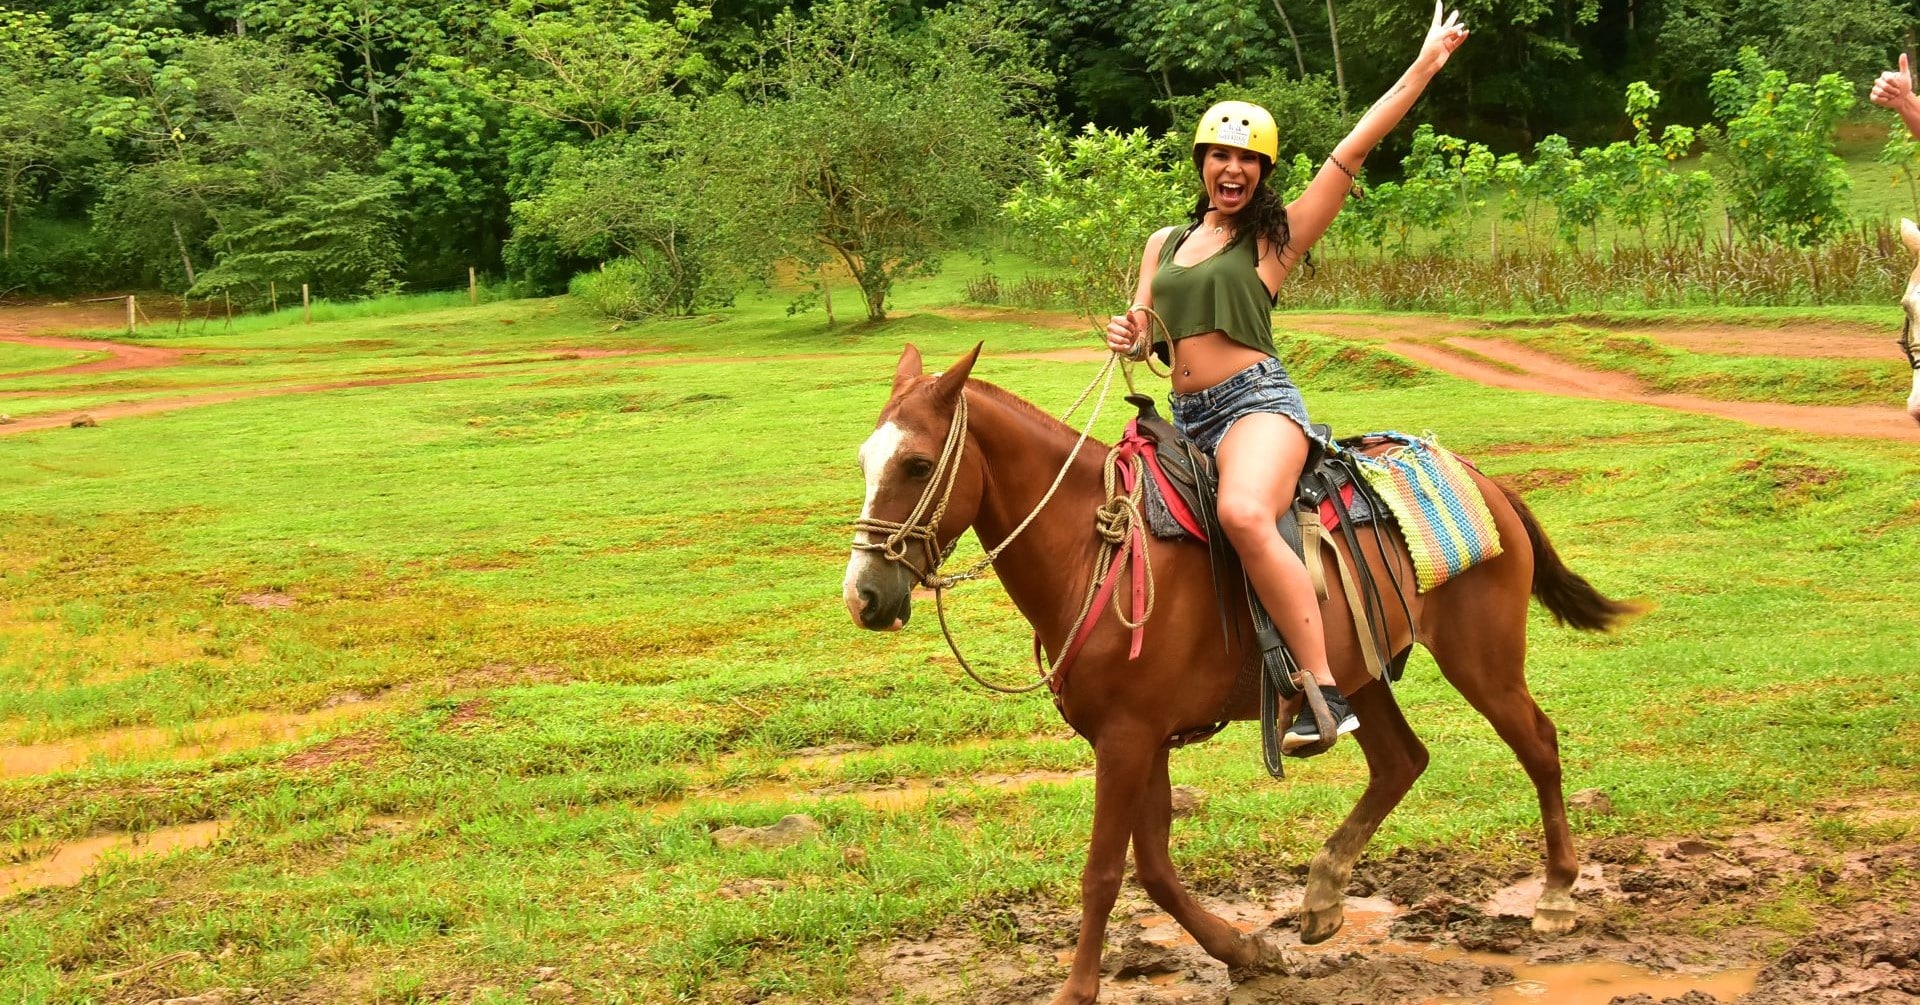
left=96, top=269, right=503, bottom=337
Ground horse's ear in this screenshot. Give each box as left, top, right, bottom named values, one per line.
left=892, top=344, right=925, bottom=398
left=929, top=343, right=983, bottom=406
left=1902, top=218, right=1920, bottom=256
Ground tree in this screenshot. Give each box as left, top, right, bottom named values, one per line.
left=0, top=8, right=94, bottom=260
left=80, top=31, right=401, bottom=296
left=1653, top=0, right=1904, bottom=104
left=380, top=62, right=522, bottom=280
left=1002, top=126, right=1189, bottom=321
left=477, top=0, right=711, bottom=141
left=1116, top=0, right=1289, bottom=96
left=1705, top=47, right=1853, bottom=247
left=708, top=0, right=1049, bottom=321
left=214, top=0, right=493, bottom=137
left=67, top=0, right=206, bottom=283
left=513, top=125, right=726, bottom=316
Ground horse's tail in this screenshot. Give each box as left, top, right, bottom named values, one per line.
left=1497, top=482, right=1646, bottom=632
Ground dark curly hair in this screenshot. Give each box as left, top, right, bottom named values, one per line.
left=1186, top=146, right=1300, bottom=269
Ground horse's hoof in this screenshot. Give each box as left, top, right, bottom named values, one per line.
left=1227, top=934, right=1300, bottom=981
left=1532, top=906, right=1578, bottom=935
left=1298, top=906, right=1345, bottom=945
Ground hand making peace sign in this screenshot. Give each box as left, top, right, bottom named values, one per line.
left=1415, top=0, right=1470, bottom=77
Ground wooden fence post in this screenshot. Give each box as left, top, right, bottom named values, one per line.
left=302, top=283, right=311, bottom=324
left=468, top=266, right=478, bottom=306
left=223, top=290, right=232, bottom=328
left=269, top=280, right=277, bottom=313
left=125, top=295, right=136, bottom=335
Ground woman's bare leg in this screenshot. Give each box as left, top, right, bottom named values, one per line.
left=1212, top=413, right=1333, bottom=687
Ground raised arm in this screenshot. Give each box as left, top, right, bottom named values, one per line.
left=1280, top=1, right=1469, bottom=260
left=1873, top=53, right=1920, bottom=140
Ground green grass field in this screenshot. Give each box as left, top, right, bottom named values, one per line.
left=1, top=277, right=1917, bottom=1003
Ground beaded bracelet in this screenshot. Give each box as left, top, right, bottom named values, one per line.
left=1328, top=155, right=1366, bottom=200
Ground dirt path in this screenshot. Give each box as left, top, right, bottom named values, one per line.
left=0, top=372, right=499, bottom=436
left=6, top=303, right=1916, bottom=440
left=1260, top=315, right=1920, bottom=441
left=1396, top=334, right=1920, bottom=441
left=0, top=303, right=183, bottom=378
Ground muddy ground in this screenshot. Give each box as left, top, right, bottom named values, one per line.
left=847, top=796, right=1920, bottom=1005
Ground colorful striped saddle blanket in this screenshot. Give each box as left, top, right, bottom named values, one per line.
left=1349, top=432, right=1501, bottom=591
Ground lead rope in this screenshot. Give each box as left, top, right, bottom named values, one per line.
left=929, top=350, right=1135, bottom=693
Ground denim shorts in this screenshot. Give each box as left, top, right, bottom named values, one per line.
left=1169, top=357, right=1323, bottom=456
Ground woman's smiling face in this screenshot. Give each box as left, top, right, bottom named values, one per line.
left=1201, top=144, right=1265, bottom=215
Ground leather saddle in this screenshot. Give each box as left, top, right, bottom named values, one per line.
left=1124, top=394, right=1401, bottom=775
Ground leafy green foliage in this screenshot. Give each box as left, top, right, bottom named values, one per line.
left=516, top=128, right=726, bottom=316
left=83, top=35, right=402, bottom=296
left=378, top=64, right=519, bottom=282
left=567, top=253, right=706, bottom=321
left=1706, top=48, right=1855, bottom=247
left=189, top=171, right=404, bottom=301
left=213, top=0, right=492, bottom=136
left=1001, top=126, right=1188, bottom=320
left=477, top=0, right=711, bottom=140
left=1362, top=125, right=1462, bottom=256
left=1655, top=0, right=1905, bottom=103
left=1877, top=129, right=1920, bottom=225
left=703, top=0, right=1048, bottom=321
left=0, top=8, right=97, bottom=262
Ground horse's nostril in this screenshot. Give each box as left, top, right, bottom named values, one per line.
left=859, top=586, right=880, bottom=612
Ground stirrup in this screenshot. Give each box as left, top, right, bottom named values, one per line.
left=1252, top=595, right=1305, bottom=779
left=1250, top=602, right=1301, bottom=701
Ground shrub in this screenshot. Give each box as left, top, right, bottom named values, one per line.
left=1002, top=125, right=1189, bottom=320
left=569, top=254, right=686, bottom=321
left=0, top=217, right=125, bottom=296
left=1705, top=47, right=1854, bottom=247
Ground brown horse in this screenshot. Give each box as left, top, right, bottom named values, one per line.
left=842, top=344, right=1641, bottom=1005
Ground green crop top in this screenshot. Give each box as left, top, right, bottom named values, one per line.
left=1147, top=225, right=1279, bottom=358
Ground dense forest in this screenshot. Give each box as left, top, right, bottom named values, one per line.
left=1, top=0, right=1915, bottom=308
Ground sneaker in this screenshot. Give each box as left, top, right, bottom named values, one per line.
left=1282, top=684, right=1359, bottom=755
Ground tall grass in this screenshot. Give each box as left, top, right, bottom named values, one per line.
left=1281, top=227, right=1907, bottom=314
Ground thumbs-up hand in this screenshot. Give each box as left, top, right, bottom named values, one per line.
left=1872, top=53, right=1915, bottom=110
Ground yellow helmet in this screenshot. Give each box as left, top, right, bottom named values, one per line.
left=1193, top=100, right=1278, bottom=162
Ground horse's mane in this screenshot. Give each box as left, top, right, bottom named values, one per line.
left=965, top=378, right=1110, bottom=450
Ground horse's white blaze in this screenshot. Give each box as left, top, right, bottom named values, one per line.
left=844, top=422, right=908, bottom=621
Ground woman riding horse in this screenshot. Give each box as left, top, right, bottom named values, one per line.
left=1103, top=1, right=1470, bottom=752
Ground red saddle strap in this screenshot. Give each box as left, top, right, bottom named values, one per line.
left=1043, top=435, right=1148, bottom=693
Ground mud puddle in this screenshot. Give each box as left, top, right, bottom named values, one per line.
left=852, top=810, right=1920, bottom=1005
left=0, top=698, right=393, bottom=779
left=1425, top=958, right=1757, bottom=1004
left=0, top=820, right=225, bottom=898
left=1028, top=894, right=1756, bottom=1005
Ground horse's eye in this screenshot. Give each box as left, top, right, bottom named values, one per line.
left=904, top=457, right=935, bottom=479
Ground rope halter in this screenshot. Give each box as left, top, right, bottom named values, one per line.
left=850, top=392, right=971, bottom=590
left=1903, top=314, right=1920, bottom=371
left=845, top=353, right=1127, bottom=694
